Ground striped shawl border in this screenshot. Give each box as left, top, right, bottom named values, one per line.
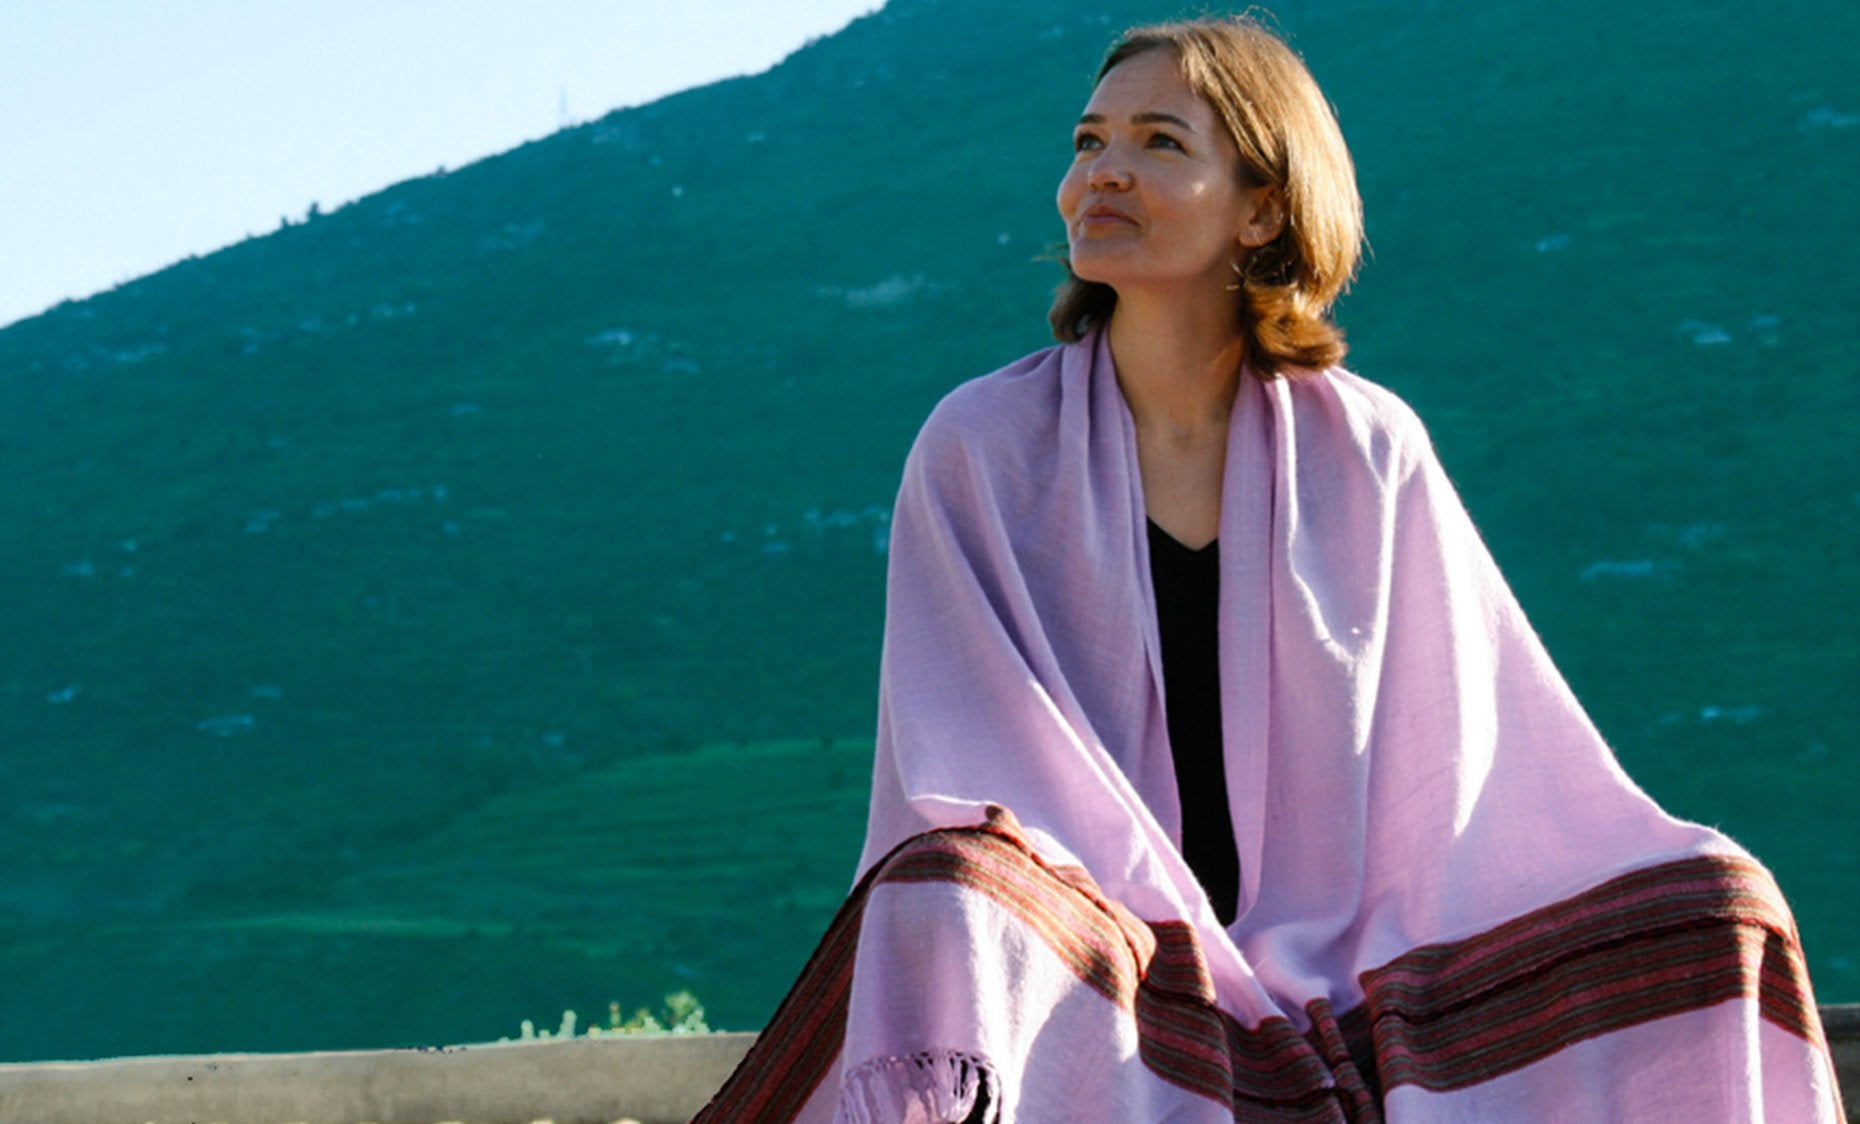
left=694, top=810, right=1826, bottom=1122
left=1352, top=854, right=1824, bottom=1095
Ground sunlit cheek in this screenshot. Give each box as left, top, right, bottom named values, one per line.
left=1056, top=170, right=1082, bottom=221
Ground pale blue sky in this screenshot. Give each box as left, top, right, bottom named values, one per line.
left=0, top=0, right=881, bottom=329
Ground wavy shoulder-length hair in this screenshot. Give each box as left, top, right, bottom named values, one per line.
left=1049, top=17, right=1364, bottom=378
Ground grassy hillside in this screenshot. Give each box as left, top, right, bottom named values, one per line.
left=1, top=0, right=1854, bottom=1060
left=0, top=738, right=869, bottom=1055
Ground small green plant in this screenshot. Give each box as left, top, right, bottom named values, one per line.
left=505, top=990, right=710, bottom=1042
left=594, top=989, right=710, bottom=1036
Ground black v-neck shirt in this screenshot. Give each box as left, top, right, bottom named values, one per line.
left=1147, top=520, right=1240, bottom=925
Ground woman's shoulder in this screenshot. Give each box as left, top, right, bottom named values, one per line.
left=1293, top=364, right=1428, bottom=434
left=1280, top=364, right=1438, bottom=477
left=926, top=342, right=1069, bottom=426
left=910, top=341, right=1073, bottom=464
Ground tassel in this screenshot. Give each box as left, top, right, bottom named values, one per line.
left=835, top=1049, right=999, bottom=1124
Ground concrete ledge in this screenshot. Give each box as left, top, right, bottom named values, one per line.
left=1828, top=1005, right=1860, bottom=1121
left=0, top=1032, right=756, bottom=1124
left=2, top=1009, right=1854, bottom=1123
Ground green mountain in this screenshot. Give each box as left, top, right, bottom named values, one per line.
left=2, top=0, right=1855, bottom=1062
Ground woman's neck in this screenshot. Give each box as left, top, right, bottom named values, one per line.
left=1106, top=292, right=1247, bottom=443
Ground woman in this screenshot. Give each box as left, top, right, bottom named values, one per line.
left=700, top=17, right=1841, bottom=1122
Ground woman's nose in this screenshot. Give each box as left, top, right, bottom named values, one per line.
left=1087, top=150, right=1131, bottom=191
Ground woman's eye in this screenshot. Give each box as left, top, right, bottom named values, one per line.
left=1149, top=133, right=1185, bottom=151
left=1073, top=133, right=1102, bottom=153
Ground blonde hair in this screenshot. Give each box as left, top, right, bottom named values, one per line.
left=1049, top=17, right=1364, bottom=377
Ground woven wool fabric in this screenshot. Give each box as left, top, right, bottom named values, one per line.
left=697, top=330, right=1841, bottom=1122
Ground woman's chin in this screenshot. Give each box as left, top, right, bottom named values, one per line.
left=1067, top=254, right=1125, bottom=286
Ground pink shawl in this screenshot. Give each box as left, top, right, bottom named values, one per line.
left=698, top=331, right=1841, bottom=1121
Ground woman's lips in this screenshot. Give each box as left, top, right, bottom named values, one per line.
left=1079, top=203, right=1138, bottom=231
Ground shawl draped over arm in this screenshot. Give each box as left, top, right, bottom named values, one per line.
left=697, top=331, right=1842, bottom=1123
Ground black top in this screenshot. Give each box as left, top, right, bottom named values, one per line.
left=1147, top=520, right=1240, bottom=925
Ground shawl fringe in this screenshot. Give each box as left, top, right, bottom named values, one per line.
left=834, top=1050, right=998, bottom=1124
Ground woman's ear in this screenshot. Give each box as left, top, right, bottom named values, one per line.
left=1237, top=186, right=1286, bottom=248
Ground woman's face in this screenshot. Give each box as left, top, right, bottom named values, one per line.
left=1057, top=50, right=1276, bottom=297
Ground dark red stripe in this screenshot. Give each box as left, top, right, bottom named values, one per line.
left=877, top=832, right=1148, bottom=1004
left=1356, top=855, right=1829, bottom=1094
